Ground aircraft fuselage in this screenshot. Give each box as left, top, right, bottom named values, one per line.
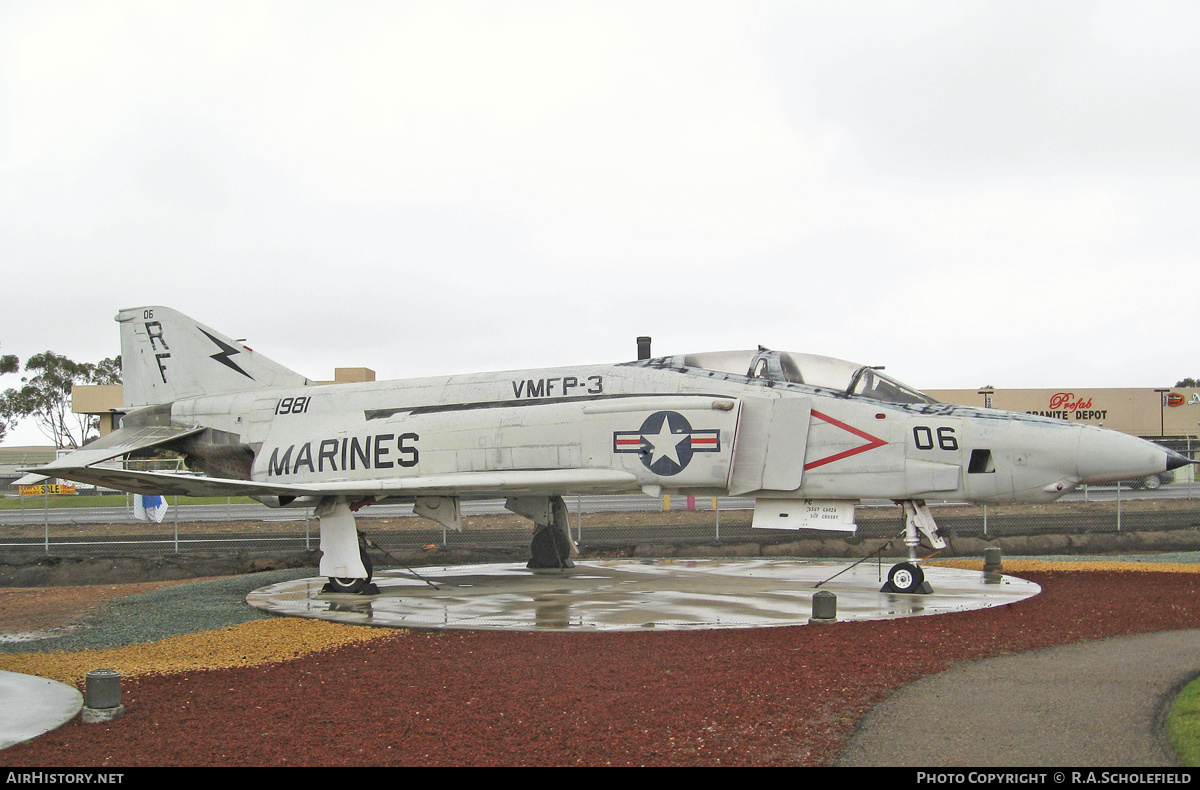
left=161, top=358, right=1174, bottom=506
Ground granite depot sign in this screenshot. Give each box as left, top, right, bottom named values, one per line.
left=924, top=387, right=1200, bottom=438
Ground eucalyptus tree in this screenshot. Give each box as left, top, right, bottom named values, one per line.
left=0, top=351, right=121, bottom=447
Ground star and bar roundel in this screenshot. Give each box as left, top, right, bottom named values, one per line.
left=613, top=411, right=720, bottom=476
left=613, top=409, right=886, bottom=477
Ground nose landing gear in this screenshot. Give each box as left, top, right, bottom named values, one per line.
left=883, top=561, right=927, bottom=594
left=881, top=500, right=944, bottom=594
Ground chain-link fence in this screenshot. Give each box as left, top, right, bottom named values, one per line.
left=2, top=481, right=1199, bottom=557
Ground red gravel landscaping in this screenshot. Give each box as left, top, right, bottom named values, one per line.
left=5, top=570, right=1200, bottom=767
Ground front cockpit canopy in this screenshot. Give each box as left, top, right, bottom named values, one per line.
left=649, top=348, right=937, bottom=405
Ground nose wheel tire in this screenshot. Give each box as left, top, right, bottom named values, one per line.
left=884, top=562, right=926, bottom=594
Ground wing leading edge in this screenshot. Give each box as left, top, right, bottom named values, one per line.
left=20, top=463, right=639, bottom=500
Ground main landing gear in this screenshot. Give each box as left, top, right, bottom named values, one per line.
left=314, top=493, right=578, bottom=595
left=317, top=497, right=380, bottom=595
left=506, top=495, right=577, bottom=570
left=880, top=500, right=946, bottom=595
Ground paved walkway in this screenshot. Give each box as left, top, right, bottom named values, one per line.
left=837, top=629, right=1200, bottom=767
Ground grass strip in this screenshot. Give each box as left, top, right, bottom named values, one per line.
left=1168, top=676, right=1200, bottom=766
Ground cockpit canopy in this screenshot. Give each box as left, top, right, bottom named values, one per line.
left=649, top=348, right=937, bottom=405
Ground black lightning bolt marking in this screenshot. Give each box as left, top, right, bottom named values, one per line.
left=198, top=328, right=254, bottom=380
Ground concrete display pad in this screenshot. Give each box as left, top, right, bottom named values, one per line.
left=0, top=672, right=83, bottom=749
left=247, top=559, right=1040, bottom=632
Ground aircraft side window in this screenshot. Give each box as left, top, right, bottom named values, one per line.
left=750, top=356, right=771, bottom=380
left=872, top=378, right=904, bottom=402
left=968, top=449, right=996, bottom=474
left=848, top=367, right=875, bottom=397
left=779, top=354, right=804, bottom=384
left=749, top=349, right=795, bottom=383
left=847, top=366, right=936, bottom=405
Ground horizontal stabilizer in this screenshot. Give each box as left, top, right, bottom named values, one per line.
left=16, top=465, right=314, bottom=498
left=26, top=425, right=206, bottom=473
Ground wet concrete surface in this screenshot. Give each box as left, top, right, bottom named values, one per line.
left=246, top=558, right=1040, bottom=632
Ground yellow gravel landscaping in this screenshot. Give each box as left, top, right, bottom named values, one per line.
left=0, top=617, right=399, bottom=687
left=931, top=559, right=1200, bottom=574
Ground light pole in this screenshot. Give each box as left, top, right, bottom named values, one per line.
left=1155, top=389, right=1169, bottom=438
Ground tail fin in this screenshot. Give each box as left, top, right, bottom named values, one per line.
left=117, top=306, right=311, bottom=407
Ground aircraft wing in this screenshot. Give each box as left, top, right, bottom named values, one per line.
left=14, top=425, right=206, bottom=486
left=20, top=464, right=639, bottom=500
left=288, top=468, right=640, bottom=498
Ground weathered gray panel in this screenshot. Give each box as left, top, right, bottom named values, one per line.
left=728, top=396, right=811, bottom=496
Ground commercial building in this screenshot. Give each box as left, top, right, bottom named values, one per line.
left=926, top=386, right=1200, bottom=457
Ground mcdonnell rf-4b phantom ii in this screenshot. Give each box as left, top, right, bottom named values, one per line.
left=25, top=307, right=1191, bottom=595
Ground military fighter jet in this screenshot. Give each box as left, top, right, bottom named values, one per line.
left=23, top=307, right=1190, bottom=595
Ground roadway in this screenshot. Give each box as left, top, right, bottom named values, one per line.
left=2, top=483, right=1195, bottom=527
left=1, top=484, right=1197, bottom=557
left=0, top=493, right=704, bottom=527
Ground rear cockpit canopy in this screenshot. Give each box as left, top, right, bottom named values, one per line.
left=643, top=348, right=937, bottom=405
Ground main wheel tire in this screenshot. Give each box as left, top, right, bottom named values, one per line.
left=887, top=562, right=924, bottom=594
left=326, top=576, right=368, bottom=594
left=326, top=548, right=374, bottom=593
left=1143, top=474, right=1162, bottom=490
left=528, top=527, right=575, bottom=569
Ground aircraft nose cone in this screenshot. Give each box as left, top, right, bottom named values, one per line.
left=1075, top=427, right=1181, bottom=484
left=1167, top=451, right=1193, bottom=472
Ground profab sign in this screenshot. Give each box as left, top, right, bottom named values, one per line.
left=1026, top=392, right=1109, bottom=422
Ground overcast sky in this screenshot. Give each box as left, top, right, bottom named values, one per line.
left=2, top=1, right=1198, bottom=445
